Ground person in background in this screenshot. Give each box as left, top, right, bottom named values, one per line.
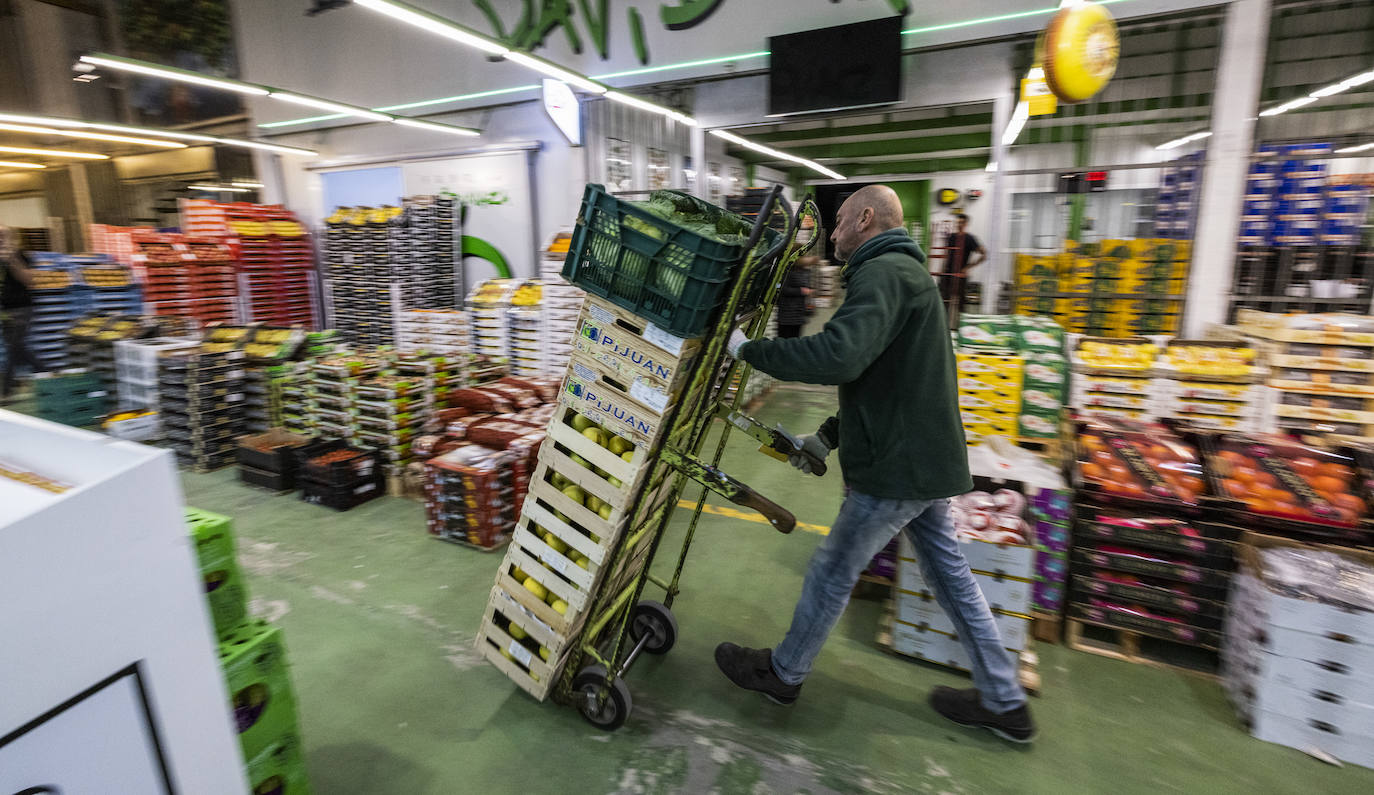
left=941, top=213, right=987, bottom=324
left=1, top=226, right=46, bottom=402
left=714, top=185, right=1035, bottom=744
left=775, top=255, right=816, bottom=338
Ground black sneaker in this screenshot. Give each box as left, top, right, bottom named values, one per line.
left=929, top=686, right=1036, bottom=744
left=714, top=643, right=801, bottom=705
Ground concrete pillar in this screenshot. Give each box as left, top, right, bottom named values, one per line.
left=67, top=164, right=94, bottom=251
left=1184, top=0, right=1272, bottom=335
left=982, top=88, right=1014, bottom=312
left=689, top=125, right=707, bottom=199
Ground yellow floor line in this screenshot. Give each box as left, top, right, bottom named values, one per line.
left=676, top=498, right=830, bottom=535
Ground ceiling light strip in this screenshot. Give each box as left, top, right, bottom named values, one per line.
left=0, top=122, right=186, bottom=148
left=188, top=184, right=252, bottom=193
left=269, top=91, right=393, bottom=122
left=80, top=54, right=269, bottom=96
left=0, top=144, right=108, bottom=160
left=0, top=160, right=45, bottom=169
left=710, top=129, right=844, bottom=180
left=0, top=111, right=318, bottom=156
left=352, top=0, right=510, bottom=55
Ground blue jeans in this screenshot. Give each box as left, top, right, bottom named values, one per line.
left=771, top=492, right=1027, bottom=713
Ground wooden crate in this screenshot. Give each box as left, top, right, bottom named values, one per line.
left=541, top=405, right=655, bottom=514
left=572, top=295, right=703, bottom=395
left=1031, top=609, right=1062, bottom=644
left=1065, top=618, right=1219, bottom=679
left=876, top=606, right=1041, bottom=697
left=559, top=354, right=677, bottom=449
left=476, top=607, right=575, bottom=702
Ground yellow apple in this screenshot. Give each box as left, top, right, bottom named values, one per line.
left=550, top=472, right=570, bottom=490
left=570, top=414, right=594, bottom=432
left=543, top=532, right=568, bottom=555
left=607, top=476, right=622, bottom=488
left=598, top=503, right=613, bottom=521
left=539, top=646, right=551, bottom=661
left=523, top=577, right=548, bottom=601
left=581, top=427, right=604, bottom=446
left=608, top=436, right=632, bottom=455
left=560, top=484, right=586, bottom=504
left=551, top=599, right=569, bottom=615
left=508, top=623, right=527, bottom=641
left=621, top=451, right=634, bottom=463
left=510, top=565, right=528, bottom=584
left=570, top=453, right=591, bottom=469
left=576, top=556, right=590, bottom=570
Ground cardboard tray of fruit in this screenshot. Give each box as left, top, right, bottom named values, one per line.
left=1154, top=339, right=1263, bottom=384
left=1073, top=509, right=1238, bottom=565
left=1073, top=418, right=1207, bottom=514
left=1071, top=545, right=1230, bottom=589
left=1067, top=601, right=1223, bottom=649
left=1070, top=564, right=1228, bottom=621
left=1194, top=431, right=1374, bottom=542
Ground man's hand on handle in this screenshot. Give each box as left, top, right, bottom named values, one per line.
left=727, top=328, right=750, bottom=358
left=789, top=433, right=831, bottom=475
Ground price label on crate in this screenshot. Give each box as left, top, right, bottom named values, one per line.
left=541, top=548, right=571, bottom=577
left=226, top=393, right=244, bottom=403
left=508, top=641, right=534, bottom=668
left=642, top=322, right=687, bottom=356
left=86, top=391, right=107, bottom=399
left=573, top=361, right=597, bottom=383
left=630, top=377, right=670, bottom=413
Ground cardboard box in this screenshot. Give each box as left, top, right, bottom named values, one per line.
left=896, top=590, right=1031, bottom=650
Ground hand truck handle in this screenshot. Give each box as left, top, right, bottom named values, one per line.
left=741, top=186, right=794, bottom=276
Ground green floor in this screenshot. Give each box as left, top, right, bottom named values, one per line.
left=165, top=384, right=1374, bottom=795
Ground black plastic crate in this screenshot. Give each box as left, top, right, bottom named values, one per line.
left=239, top=464, right=295, bottom=492
left=236, top=429, right=311, bottom=474
left=294, top=438, right=380, bottom=486
left=299, top=474, right=383, bottom=511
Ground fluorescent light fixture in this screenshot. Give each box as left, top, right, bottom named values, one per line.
left=391, top=117, right=481, bottom=136
left=1001, top=101, right=1029, bottom=147
left=217, top=138, right=318, bottom=156
left=353, top=0, right=509, bottom=55
left=1156, top=130, right=1212, bottom=150
left=269, top=92, right=392, bottom=122
left=1310, top=83, right=1350, bottom=99
left=258, top=113, right=348, bottom=128
left=375, top=85, right=539, bottom=113
left=80, top=54, right=269, bottom=96
left=1259, top=96, right=1319, bottom=117
left=1342, top=70, right=1374, bottom=88
left=0, top=144, right=108, bottom=160
left=0, top=122, right=186, bottom=148
left=504, top=52, right=606, bottom=94
left=230, top=181, right=264, bottom=188
left=591, top=51, right=770, bottom=81
left=1336, top=142, right=1374, bottom=154
left=985, top=161, right=998, bottom=172
left=188, top=184, right=251, bottom=193
left=605, top=91, right=696, bottom=126
left=710, top=129, right=845, bottom=180
left=0, top=160, right=45, bottom=169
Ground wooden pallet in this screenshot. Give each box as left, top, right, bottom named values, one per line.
left=1065, top=618, right=1219, bottom=680
left=1016, top=436, right=1065, bottom=464
left=876, top=607, right=1041, bottom=697
left=1031, top=609, right=1063, bottom=644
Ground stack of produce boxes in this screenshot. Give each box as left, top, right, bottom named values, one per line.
left=31, top=369, right=108, bottom=427
left=186, top=507, right=309, bottom=793
left=353, top=365, right=435, bottom=480
left=396, top=309, right=470, bottom=357
left=1012, top=241, right=1189, bottom=336
left=1154, top=150, right=1204, bottom=240
left=66, top=314, right=170, bottom=410
left=305, top=353, right=383, bottom=442
left=1153, top=340, right=1266, bottom=433
left=475, top=293, right=699, bottom=698
left=955, top=315, right=1022, bottom=445
left=24, top=261, right=87, bottom=370
left=236, top=428, right=311, bottom=493
left=1222, top=533, right=1374, bottom=769
left=240, top=328, right=308, bottom=434
left=279, top=362, right=314, bottom=438
left=1271, top=143, right=1331, bottom=247
left=1070, top=419, right=1237, bottom=667
left=1321, top=183, right=1369, bottom=246
left=1237, top=310, right=1374, bottom=439
left=1070, top=337, right=1160, bottom=422
left=78, top=260, right=143, bottom=317
left=1239, top=145, right=1281, bottom=246
left=113, top=337, right=201, bottom=412
left=1013, top=316, right=1069, bottom=442
left=507, top=279, right=584, bottom=377
left=324, top=206, right=396, bottom=346
left=160, top=348, right=247, bottom=472
left=137, top=235, right=240, bottom=326
left=469, top=278, right=517, bottom=361
left=296, top=436, right=385, bottom=511
left=539, top=277, right=585, bottom=371
left=508, top=281, right=547, bottom=377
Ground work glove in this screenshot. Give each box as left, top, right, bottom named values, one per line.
left=789, top=433, right=831, bottom=475
left=727, top=328, right=751, bottom=359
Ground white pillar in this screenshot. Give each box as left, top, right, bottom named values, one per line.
left=983, top=88, right=1015, bottom=313
left=689, top=125, right=707, bottom=199
left=1184, top=0, right=1272, bottom=335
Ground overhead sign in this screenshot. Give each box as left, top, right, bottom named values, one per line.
left=1020, top=72, right=1058, bottom=116
left=1043, top=1, right=1120, bottom=103
left=542, top=79, right=582, bottom=146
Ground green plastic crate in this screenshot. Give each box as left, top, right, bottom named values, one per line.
left=561, top=184, right=777, bottom=338
left=245, top=731, right=311, bottom=795
left=187, top=508, right=247, bottom=637
left=220, top=620, right=300, bottom=762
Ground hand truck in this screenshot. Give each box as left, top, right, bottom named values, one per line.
left=552, top=186, right=825, bottom=729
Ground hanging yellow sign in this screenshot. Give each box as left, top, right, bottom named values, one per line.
left=1020, top=73, right=1058, bottom=116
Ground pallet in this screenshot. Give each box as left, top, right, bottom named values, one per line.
left=1016, top=436, right=1064, bottom=463
left=876, top=606, right=1041, bottom=697
left=1031, top=609, right=1063, bottom=644
left=1065, top=618, right=1218, bottom=680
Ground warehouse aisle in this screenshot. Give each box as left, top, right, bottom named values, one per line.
left=177, top=384, right=1374, bottom=795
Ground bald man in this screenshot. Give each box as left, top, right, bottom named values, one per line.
left=718, top=185, right=1035, bottom=743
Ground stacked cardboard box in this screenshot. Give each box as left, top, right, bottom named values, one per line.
left=160, top=349, right=247, bottom=472
left=31, top=368, right=108, bottom=427
left=1155, top=150, right=1204, bottom=240
left=397, top=309, right=470, bottom=357
left=469, top=278, right=518, bottom=361
left=1222, top=533, right=1374, bottom=770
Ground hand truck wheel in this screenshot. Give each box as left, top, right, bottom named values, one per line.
left=572, top=664, right=633, bottom=730
left=629, top=600, right=678, bottom=655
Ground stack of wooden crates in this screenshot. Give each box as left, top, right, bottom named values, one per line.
left=476, top=295, right=704, bottom=698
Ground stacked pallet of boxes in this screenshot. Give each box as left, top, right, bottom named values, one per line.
left=78, top=260, right=143, bottom=318
left=469, top=278, right=517, bottom=361
left=1153, top=340, right=1266, bottom=433
left=475, top=293, right=699, bottom=698
left=354, top=365, right=436, bottom=479
left=1069, top=419, right=1237, bottom=670
left=955, top=316, right=1024, bottom=445
left=324, top=206, right=396, bottom=346
left=305, top=353, right=383, bottom=441
left=1238, top=310, right=1374, bottom=439
left=231, top=208, right=318, bottom=328
left=1222, top=533, right=1374, bottom=769
left=296, top=435, right=385, bottom=511
left=279, top=362, right=314, bottom=437
left=1012, top=241, right=1189, bottom=337
left=397, top=309, right=470, bottom=357
left=160, top=349, right=247, bottom=472
left=137, top=235, right=240, bottom=326
left=392, top=194, right=461, bottom=309
left=66, top=314, right=169, bottom=410
left=113, top=337, right=200, bottom=412
left=24, top=258, right=86, bottom=370
left=1070, top=338, right=1160, bottom=423
left=1154, top=150, right=1204, bottom=240
left=30, top=368, right=108, bottom=427
left=508, top=279, right=584, bottom=377
left=240, top=328, right=308, bottom=434
left=186, top=508, right=309, bottom=792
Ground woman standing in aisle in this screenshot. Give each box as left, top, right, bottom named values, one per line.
left=0, top=226, right=46, bottom=402
left=775, top=255, right=816, bottom=338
